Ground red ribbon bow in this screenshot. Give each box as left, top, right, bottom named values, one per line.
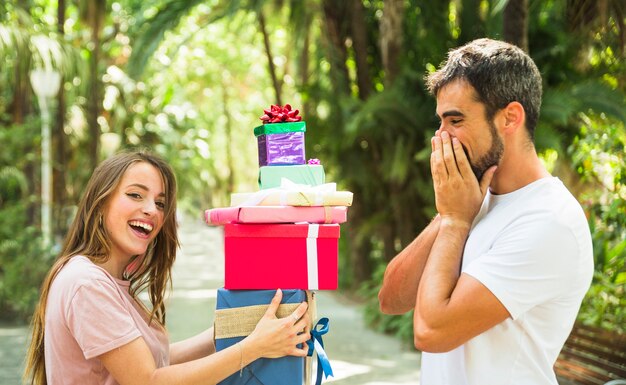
left=260, top=104, right=302, bottom=123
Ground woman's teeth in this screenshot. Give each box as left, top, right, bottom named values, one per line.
left=129, top=221, right=153, bottom=234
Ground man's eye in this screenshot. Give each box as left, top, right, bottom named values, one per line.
left=451, top=119, right=462, bottom=124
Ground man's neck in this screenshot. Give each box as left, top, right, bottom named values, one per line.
left=489, top=147, right=550, bottom=195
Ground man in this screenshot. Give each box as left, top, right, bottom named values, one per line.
left=378, top=38, right=593, bottom=385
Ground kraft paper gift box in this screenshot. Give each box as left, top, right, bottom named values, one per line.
left=205, top=206, right=348, bottom=225
left=224, top=223, right=339, bottom=290
left=215, top=288, right=309, bottom=385
left=258, top=164, right=325, bottom=190
left=255, top=121, right=306, bottom=166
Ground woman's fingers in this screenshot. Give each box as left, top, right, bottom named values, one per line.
left=290, top=301, right=308, bottom=322
left=289, top=344, right=309, bottom=357
left=264, top=289, right=283, bottom=318
left=293, top=312, right=311, bottom=334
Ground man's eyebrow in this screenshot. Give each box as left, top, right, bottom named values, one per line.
left=441, top=110, right=464, bottom=119
left=126, top=183, right=166, bottom=197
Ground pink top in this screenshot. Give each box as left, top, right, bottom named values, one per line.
left=44, top=255, right=169, bottom=385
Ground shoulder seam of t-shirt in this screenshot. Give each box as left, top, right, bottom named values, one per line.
left=64, top=269, right=129, bottom=323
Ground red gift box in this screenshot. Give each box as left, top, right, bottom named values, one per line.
left=224, top=223, right=339, bottom=290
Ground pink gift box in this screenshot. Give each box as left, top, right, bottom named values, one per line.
left=224, top=223, right=339, bottom=290
left=205, top=206, right=348, bottom=225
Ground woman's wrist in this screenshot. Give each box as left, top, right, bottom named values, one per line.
left=240, top=335, right=261, bottom=366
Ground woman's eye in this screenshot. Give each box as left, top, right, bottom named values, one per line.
left=127, top=192, right=142, bottom=199
left=156, top=201, right=166, bottom=209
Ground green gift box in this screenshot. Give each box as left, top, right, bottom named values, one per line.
left=259, top=165, right=325, bottom=190
left=253, top=121, right=306, bottom=136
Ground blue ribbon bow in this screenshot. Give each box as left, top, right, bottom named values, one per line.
left=306, top=317, right=333, bottom=385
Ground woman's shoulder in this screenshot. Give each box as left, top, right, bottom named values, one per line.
left=52, top=256, right=116, bottom=292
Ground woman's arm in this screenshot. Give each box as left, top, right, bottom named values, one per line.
left=100, top=289, right=310, bottom=385
left=170, top=327, right=216, bottom=365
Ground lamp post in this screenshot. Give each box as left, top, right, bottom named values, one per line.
left=30, top=68, right=61, bottom=249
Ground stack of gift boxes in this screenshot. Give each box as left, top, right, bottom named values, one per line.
left=204, top=104, right=352, bottom=385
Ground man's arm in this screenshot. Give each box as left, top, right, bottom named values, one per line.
left=412, top=131, right=508, bottom=353
left=413, top=219, right=509, bottom=352
left=378, top=215, right=441, bottom=315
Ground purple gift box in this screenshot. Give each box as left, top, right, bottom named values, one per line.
left=254, top=122, right=306, bottom=166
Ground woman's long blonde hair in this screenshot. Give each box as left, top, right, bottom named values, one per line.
left=23, top=150, right=179, bottom=385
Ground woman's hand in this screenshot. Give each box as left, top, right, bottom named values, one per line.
left=244, top=289, right=311, bottom=359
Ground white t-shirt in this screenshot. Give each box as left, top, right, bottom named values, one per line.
left=420, top=177, right=593, bottom=385
left=45, top=255, right=169, bottom=385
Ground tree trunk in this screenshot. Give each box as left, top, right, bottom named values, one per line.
left=345, top=189, right=372, bottom=287
left=87, top=0, right=105, bottom=170
left=258, top=10, right=282, bottom=106
left=380, top=0, right=404, bottom=86
left=222, top=83, right=235, bottom=195
left=503, top=0, right=529, bottom=52
left=11, top=55, right=29, bottom=125
left=321, top=0, right=350, bottom=95
left=299, top=10, right=312, bottom=118
left=53, top=0, right=69, bottom=240
left=458, top=0, right=486, bottom=44
left=349, top=0, right=372, bottom=100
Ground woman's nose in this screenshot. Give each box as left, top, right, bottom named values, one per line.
left=143, top=200, right=157, bottom=215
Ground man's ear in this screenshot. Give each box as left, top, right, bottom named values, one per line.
left=501, top=101, right=525, bottom=134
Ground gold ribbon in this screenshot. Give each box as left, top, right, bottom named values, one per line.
left=214, top=291, right=317, bottom=340
left=215, top=303, right=300, bottom=339
left=323, top=206, right=331, bottom=224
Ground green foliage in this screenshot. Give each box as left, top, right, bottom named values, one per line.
left=127, top=0, right=210, bottom=79
left=580, top=272, right=626, bottom=332
left=0, top=117, right=54, bottom=322
left=0, top=166, right=28, bottom=204
left=0, top=209, right=53, bottom=322
left=569, top=114, right=626, bottom=333
left=0, top=0, right=625, bottom=336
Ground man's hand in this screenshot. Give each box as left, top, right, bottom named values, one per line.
left=430, top=131, right=495, bottom=227
left=412, top=131, right=506, bottom=353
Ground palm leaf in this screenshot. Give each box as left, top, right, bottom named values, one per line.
left=0, top=166, right=28, bottom=204
left=491, top=0, right=510, bottom=16
left=570, top=81, right=626, bottom=123
left=0, top=9, right=82, bottom=79
left=127, top=0, right=247, bottom=79
left=540, top=80, right=626, bottom=139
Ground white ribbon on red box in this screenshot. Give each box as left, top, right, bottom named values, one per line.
left=307, top=224, right=320, bottom=290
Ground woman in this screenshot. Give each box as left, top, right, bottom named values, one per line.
left=24, top=150, right=310, bottom=385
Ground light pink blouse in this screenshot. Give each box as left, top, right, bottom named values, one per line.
left=44, top=255, right=169, bottom=384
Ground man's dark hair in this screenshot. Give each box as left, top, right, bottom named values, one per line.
left=426, top=38, right=543, bottom=139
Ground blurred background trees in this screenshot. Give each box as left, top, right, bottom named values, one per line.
left=0, top=0, right=624, bottom=338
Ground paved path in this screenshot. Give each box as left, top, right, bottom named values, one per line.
left=0, top=216, right=421, bottom=384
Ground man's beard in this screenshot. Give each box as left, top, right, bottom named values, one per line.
left=463, top=120, right=503, bottom=180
